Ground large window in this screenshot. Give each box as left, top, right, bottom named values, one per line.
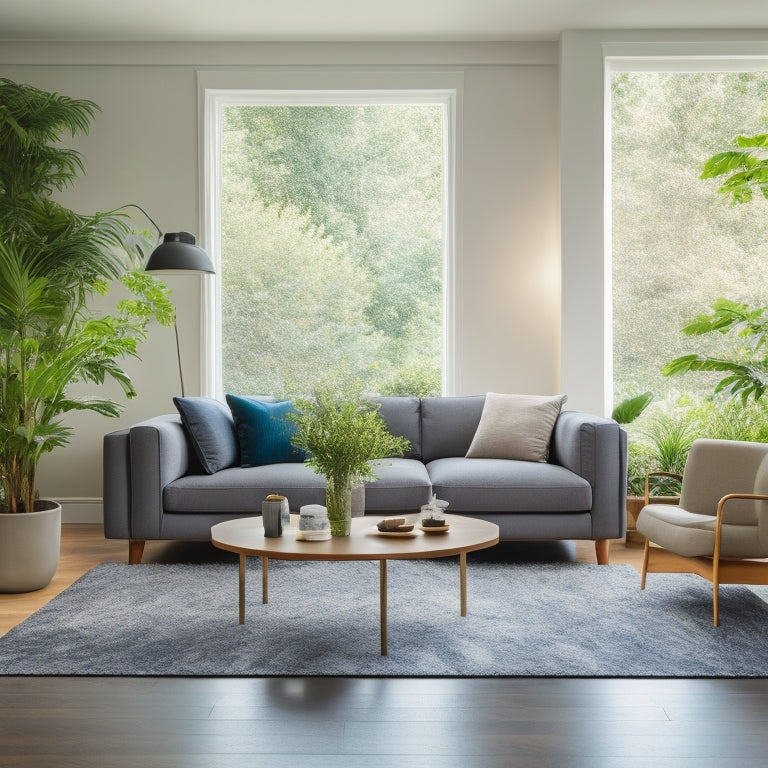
left=610, top=67, right=768, bottom=408
left=205, top=90, right=452, bottom=399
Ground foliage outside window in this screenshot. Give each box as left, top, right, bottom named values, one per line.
left=218, top=102, right=445, bottom=398
left=611, top=71, right=768, bottom=407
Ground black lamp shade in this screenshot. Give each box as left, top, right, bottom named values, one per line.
left=145, top=232, right=215, bottom=274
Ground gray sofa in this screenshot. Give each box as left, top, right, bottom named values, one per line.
left=103, top=395, right=627, bottom=565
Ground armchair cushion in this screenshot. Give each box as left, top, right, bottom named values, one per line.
left=678, top=438, right=768, bottom=524
left=638, top=502, right=765, bottom=559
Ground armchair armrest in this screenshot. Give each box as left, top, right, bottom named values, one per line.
left=714, top=492, right=768, bottom=561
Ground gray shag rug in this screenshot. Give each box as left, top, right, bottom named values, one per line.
left=2, top=558, right=768, bottom=677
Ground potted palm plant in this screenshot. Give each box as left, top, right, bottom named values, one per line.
left=289, top=385, right=410, bottom=536
left=0, top=77, right=174, bottom=591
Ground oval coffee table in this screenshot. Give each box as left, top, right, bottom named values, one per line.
left=211, top=513, right=499, bottom=655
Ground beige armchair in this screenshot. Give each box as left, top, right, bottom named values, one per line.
left=637, top=438, right=768, bottom=626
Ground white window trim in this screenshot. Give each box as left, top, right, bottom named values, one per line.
left=560, top=31, right=768, bottom=417
left=198, top=69, right=462, bottom=400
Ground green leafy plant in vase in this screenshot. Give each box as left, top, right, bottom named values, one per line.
left=290, top=385, right=410, bottom=536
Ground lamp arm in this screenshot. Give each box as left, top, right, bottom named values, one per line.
left=174, top=321, right=185, bottom=398
left=115, top=204, right=163, bottom=239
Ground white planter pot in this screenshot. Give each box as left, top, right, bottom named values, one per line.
left=0, top=502, right=61, bottom=593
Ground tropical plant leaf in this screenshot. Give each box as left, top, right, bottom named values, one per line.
left=701, top=132, right=768, bottom=205
left=678, top=298, right=767, bottom=337
left=701, top=150, right=755, bottom=178
left=57, top=397, right=123, bottom=418
left=663, top=353, right=768, bottom=403
left=611, top=391, right=653, bottom=424
left=735, top=133, right=768, bottom=148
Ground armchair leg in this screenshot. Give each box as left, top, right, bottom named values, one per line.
left=595, top=539, right=610, bottom=565
left=128, top=540, right=146, bottom=565
left=641, top=538, right=650, bottom=589
left=713, top=583, right=720, bottom=627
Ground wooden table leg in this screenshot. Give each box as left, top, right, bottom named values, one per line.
left=380, top=559, right=387, bottom=656
left=238, top=553, right=245, bottom=625
left=262, top=556, right=269, bottom=604
left=460, top=551, right=467, bottom=617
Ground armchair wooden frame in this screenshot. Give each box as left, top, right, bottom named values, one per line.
left=641, top=491, right=768, bottom=626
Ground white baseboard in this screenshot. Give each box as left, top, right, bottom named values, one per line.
left=53, top=497, right=103, bottom=525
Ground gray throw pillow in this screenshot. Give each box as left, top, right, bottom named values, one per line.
left=173, top=397, right=239, bottom=474
left=466, top=392, right=567, bottom=462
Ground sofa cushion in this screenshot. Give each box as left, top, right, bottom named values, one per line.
left=466, top=392, right=567, bottom=463
left=164, top=462, right=328, bottom=513
left=420, top=396, right=485, bottom=462
left=371, top=396, right=422, bottom=459
left=173, top=397, right=239, bottom=474
left=426, top=457, right=591, bottom=513
left=163, top=458, right=432, bottom=514
left=226, top=395, right=307, bottom=467
left=363, top=458, right=433, bottom=511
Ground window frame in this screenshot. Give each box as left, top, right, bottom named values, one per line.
left=605, top=57, right=768, bottom=407
left=199, top=71, right=459, bottom=400
left=560, top=32, right=768, bottom=417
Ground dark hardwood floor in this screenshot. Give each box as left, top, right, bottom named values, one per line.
left=4, top=675, right=768, bottom=766
left=2, top=528, right=768, bottom=766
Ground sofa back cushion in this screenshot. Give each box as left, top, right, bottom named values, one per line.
left=371, top=396, right=422, bottom=459
left=420, top=396, right=485, bottom=462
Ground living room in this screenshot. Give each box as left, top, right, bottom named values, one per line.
left=4, top=0, right=768, bottom=764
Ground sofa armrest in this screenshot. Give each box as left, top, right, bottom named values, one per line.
left=121, top=415, right=192, bottom=540
left=551, top=411, right=628, bottom=540
left=103, top=427, right=131, bottom=539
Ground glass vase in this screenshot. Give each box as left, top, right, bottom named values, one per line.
left=326, top=477, right=352, bottom=537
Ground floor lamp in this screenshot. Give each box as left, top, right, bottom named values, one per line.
left=144, top=231, right=215, bottom=398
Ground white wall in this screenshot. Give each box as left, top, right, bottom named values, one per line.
left=0, top=42, right=561, bottom=521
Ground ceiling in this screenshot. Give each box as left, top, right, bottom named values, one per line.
left=2, top=0, right=768, bottom=43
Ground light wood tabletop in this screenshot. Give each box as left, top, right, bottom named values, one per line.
left=211, top=513, right=500, bottom=655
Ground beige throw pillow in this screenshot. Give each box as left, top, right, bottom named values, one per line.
left=466, top=392, right=568, bottom=462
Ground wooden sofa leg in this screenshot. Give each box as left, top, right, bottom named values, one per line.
left=595, top=539, right=610, bottom=565
left=128, top=540, right=146, bottom=565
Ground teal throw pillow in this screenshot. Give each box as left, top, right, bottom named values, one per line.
left=226, top=395, right=306, bottom=467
